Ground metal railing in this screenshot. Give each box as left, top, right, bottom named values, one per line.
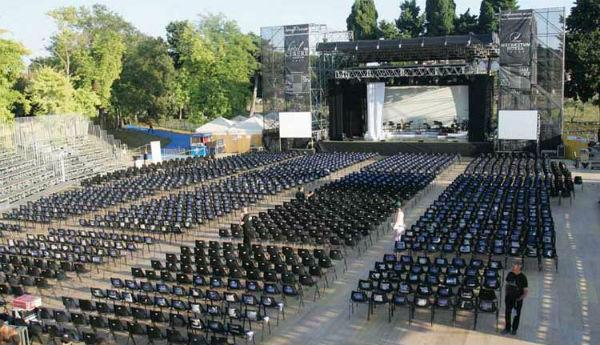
left=0, top=114, right=131, bottom=187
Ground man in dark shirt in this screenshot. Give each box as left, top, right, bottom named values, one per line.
left=240, top=207, right=254, bottom=249
left=295, top=187, right=313, bottom=201
left=502, top=262, right=528, bottom=335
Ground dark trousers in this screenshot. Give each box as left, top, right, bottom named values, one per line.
left=504, top=297, right=523, bottom=331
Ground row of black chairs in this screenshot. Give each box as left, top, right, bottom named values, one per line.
left=4, top=152, right=302, bottom=223
left=395, top=155, right=557, bottom=271
left=350, top=253, right=503, bottom=330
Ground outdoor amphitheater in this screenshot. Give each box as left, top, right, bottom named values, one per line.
left=0, top=1, right=599, bottom=345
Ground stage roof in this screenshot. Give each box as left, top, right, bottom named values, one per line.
left=317, top=33, right=499, bottom=62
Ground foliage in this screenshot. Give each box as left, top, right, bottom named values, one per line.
left=478, top=0, right=496, bottom=33
left=111, top=36, right=176, bottom=122
left=565, top=0, right=600, bottom=107
left=166, top=15, right=258, bottom=122
left=425, top=0, right=456, bottom=36
left=0, top=31, right=29, bottom=121
left=47, top=5, right=130, bottom=112
left=73, top=87, right=101, bottom=116
left=478, top=0, right=519, bottom=33
left=379, top=20, right=401, bottom=39
left=346, top=0, right=379, bottom=40
left=26, top=67, right=77, bottom=115
left=454, top=9, right=479, bottom=35
left=396, top=0, right=425, bottom=38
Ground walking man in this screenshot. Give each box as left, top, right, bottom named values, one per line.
left=392, top=201, right=405, bottom=241
left=502, top=262, right=528, bottom=335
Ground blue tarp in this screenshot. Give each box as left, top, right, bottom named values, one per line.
left=125, top=125, right=192, bottom=149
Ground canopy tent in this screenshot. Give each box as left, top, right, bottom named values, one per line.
left=193, top=116, right=263, bottom=154
left=194, top=117, right=234, bottom=134
left=231, top=115, right=248, bottom=122
left=229, top=116, right=263, bottom=135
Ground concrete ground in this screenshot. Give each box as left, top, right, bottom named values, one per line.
left=261, top=163, right=600, bottom=345
left=3, top=159, right=599, bottom=345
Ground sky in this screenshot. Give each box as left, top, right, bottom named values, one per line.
left=1, top=0, right=575, bottom=58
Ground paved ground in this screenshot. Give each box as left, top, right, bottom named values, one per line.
left=4, top=159, right=599, bottom=345
left=260, top=163, right=600, bottom=345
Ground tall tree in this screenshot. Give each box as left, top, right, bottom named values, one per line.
left=26, top=67, right=77, bottom=115
left=478, top=0, right=496, bottom=33
left=346, top=0, right=379, bottom=40
left=46, top=5, right=132, bottom=123
left=166, top=20, right=189, bottom=69
left=379, top=20, right=401, bottom=39
left=195, top=14, right=258, bottom=117
left=454, top=9, right=479, bottom=35
left=478, top=0, right=519, bottom=33
left=111, top=36, right=177, bottom=123
left=0, top=30, right=29, bottom=121
left=565, top=0, right=600, bottom=111
left=396, top=0, right=425, bottom=37
left=425, top=0, right=456, bottom=36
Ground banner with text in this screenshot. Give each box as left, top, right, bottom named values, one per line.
left=284, top=24, right=310, bottom=111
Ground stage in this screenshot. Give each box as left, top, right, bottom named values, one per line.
left=317, top=139, right=493, bottom=157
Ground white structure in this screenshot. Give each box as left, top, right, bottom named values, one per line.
left=498, top=110, right=539, bottom=140
left=279, top=112, right=312, bottom=138
left=365, top=82, right=385, bottom=141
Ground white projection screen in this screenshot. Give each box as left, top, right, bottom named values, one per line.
left=498, top=110, right=538, bottom=140
left=279, top=112, right=312, bottom=138
left=383, top=86, right=469, bottom=127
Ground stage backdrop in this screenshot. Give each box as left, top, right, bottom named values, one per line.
left=382, top=85, right=469, bottom=128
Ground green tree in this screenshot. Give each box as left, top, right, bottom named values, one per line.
left=26, top=67, right=77, bottom=115
left=46, top=5, right=131, bottom=122
left=0, top=30, right=29, bottom=121
left=166, top=20, right=189, bottom=69
left=478, top=0, right=519, bottom=33
left=565, top=0, right=600, bottom=111
left=111, top=36, right=177, bottom=123
left=346, top=0, right=379, bottom=40
left=379, top=20, right=401, bottom=39
left=396, top=0, right=425, bottom=38
left=454, top=9, right=479, bottom=35
left=196, top=14, right=258, bottom=118
left=425, top=0, right=456, bottom=36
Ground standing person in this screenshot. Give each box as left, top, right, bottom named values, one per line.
left=148, top=121, right=154, bottom=133
left=241, top=207, right=253, bottom=249
left=502, top=262, right=528, bottom=335
left=143, top=147, right=148, bottom=166
left=295, top=186, right=313, bottom=201
left=392, top=201, right=405, bottom=241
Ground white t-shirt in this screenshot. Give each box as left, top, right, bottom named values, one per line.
left=393, top=208, right=405, bottom=240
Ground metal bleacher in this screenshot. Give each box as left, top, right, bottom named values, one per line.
left=0, top=115, right=131, bottom=208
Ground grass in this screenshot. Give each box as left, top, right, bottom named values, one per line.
left=564, top=100, right=599, bottom=123
left=106, top=128, right=171, bottom=149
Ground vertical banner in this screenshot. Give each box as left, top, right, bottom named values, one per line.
left=365, top=82, right=385, bottom=141
left=499, top=10, right=535, bottom=110
left=284, top=24, right=310, bottom=111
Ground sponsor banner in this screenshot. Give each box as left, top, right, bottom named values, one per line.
left=500, top=11, right=533, bottom=66
left=284, top=24, right=310, bottom=110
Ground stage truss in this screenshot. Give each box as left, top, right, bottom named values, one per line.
left=334, top=63, right=490, bottom=80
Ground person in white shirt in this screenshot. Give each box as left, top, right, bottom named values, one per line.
left=392, top=201, right=405, bottom=241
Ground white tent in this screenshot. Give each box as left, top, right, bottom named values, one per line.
left=229, top=116, right=263, bottom=135
left=231, top=115, right=248, bottom=122
left=194, top=117, right=234, bottom=134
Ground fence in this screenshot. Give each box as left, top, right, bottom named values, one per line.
left=0, top=114, right=130, bottom=182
